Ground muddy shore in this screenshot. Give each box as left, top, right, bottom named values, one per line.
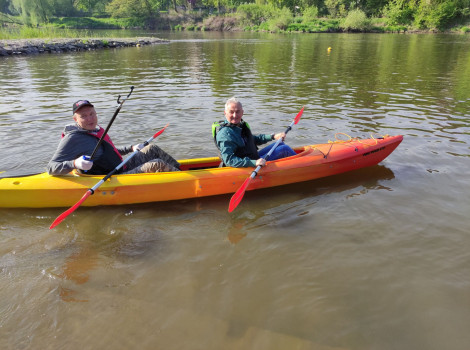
left=0, top=37, right=169, bottom=56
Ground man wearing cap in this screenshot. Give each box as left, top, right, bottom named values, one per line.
left=47, top=100, right=180, bottom=175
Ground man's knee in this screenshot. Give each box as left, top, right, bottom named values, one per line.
left=141, top=159, right=179, bottom=173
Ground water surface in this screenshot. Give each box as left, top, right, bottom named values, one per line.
left=0, top=31, right=469, bottom=350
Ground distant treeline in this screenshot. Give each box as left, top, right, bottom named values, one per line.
left=0, top=0, right=469, bottom=32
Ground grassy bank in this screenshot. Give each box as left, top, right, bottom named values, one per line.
left=0, top=26, right=98, bottom=40
left=49, top=16, right=146, bottom=29
left=1, top=13, right=468, bottom=40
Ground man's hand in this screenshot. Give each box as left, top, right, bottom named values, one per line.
left=74, top=156, right=93, bottom=171
left=273, top=132, right=286, bottom=141
left=255, top=158, right=266, bottom=167
left=132, top=143, right=145, bottom=152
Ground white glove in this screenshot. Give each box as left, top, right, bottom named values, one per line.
left=132, top=143, right=145, bottom=152
left=74, top=156, right=93, bottom=171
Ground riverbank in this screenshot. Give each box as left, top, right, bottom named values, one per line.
left=0, top=37, right=168, bottom=56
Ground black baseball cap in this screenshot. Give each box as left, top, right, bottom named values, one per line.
left=73, top=100, right=94, bottom=114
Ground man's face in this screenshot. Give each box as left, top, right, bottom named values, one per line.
left=224, top=102, right=243, bottom=125
left=73, top=106, right=98, bottom=131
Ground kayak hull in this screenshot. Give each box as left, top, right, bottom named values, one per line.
left=0, top=135, right=403, bottom=208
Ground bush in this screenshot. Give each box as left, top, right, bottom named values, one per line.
left=413, top=1, right=460, bottom=30
left=302, top=6, right=319, bottom=23
left=287, top=18, right=340, bottom=32
left=340, top=9, right=370, bottom=31
left=383, top=2, right=414, bottom=25
left=266, top=7, right=293, bottom=31
left=237, top=3, right=273, bottom=26
left=426, top=1, right=458, bottom=30
left=236, top=3, right=292, bottom=31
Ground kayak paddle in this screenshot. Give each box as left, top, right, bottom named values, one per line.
left=49, top=124, right=169, bottom=229
left=228, top=107, right=304, bottom=213
left=90, top=86, right=134, bottom=160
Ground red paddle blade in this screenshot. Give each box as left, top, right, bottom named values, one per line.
left=228, top=177, right=253, bottom=212
left=153, top=123, right=169, bottom=139
left=294, top=106, right=304, bottom=125
left=49, top=190, right=92, bottom=229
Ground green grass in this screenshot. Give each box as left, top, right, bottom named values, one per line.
left=49, top=17, right=144, bottom=29
left=0, top=26, right=93, bottom=40
left=286, top=19, right=340, bottom=33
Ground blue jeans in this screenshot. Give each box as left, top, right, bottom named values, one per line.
left=258, top=141, right=297, bottom=161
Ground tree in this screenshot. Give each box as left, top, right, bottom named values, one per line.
left=11, top=0, right=53, bottom=25
left=1, top=0, right=11, bottom=13
left=363, top=0, right=389, bottom=16
left=74, top=0, right=111, bottom=15
left=106, top=0, right=155, bottom=17
left=324, top=0, right=347, bottom=17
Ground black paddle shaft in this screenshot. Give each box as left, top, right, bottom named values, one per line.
left=89, top=86, right=134, bottom=160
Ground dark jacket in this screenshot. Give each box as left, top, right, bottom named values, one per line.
left=213, top=120, right=272, bottom=167
left=47, top=124, right=132, bottom=175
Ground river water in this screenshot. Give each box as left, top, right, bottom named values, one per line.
left=0, top=31, right=469, bottom=349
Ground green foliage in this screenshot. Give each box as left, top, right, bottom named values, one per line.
left=1, top=0, right=467, bottom=32
left=0, top=0, right=10, bottom=12
left=74, top=0, right=110, bottom=14
left=105, top=0, right=163, bottom=19
left=265, top=7, right=293, bottom=31
left=301, top=5, right=318, bottom=22
left=363, top=0, right=390, bottom=16
left=11, top=0, right=52, bottom=25
left=340, top=8, right=370, bottom=30
left=287, top=18, right=340, bottom=32
left=236, top=3, right=274, bottom=25
left=324, top=0, right=347, bottom=18
left=414, top=1, right=459, bottom=30
left=236, top=3, right=293, bottom=31
left=382, top=0, right=414, bottom=25
left=49, top=16, right=143, bottom=28
left=0, top=25, right=93, bottom=39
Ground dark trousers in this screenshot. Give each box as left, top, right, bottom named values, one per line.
left=122, top=144, right=180, bottom=174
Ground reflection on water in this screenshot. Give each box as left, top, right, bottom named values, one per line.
left=0, top=32, right=469, bottom=350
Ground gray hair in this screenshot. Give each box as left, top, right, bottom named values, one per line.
left=225, top=97, right=242, bottom=111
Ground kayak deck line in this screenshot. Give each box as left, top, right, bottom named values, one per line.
left=0, top=134, right=403, bottom=208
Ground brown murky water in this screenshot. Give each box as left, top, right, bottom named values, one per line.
left=0, top=31, right=469, bottom=349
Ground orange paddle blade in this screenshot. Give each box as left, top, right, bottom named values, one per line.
left=49, top=190, right=92, bottom=229
left=228, top=176, right=253, bottom=212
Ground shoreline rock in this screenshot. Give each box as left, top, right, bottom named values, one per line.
left=0, top=37, right=169, bottom=56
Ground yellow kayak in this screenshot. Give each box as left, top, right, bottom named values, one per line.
left=0, top=135, right=403, bottom=208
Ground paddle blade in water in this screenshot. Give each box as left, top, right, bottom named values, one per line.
left=294, top=106, right=304, bottom=125
left=228, top=177, right=253, bottom=212
left=49, top=190, right=92, bottom=229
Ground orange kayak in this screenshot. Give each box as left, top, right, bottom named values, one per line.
left=0, top=134, right=403, bottom=208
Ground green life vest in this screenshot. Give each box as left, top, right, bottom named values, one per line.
left=212, top=120, right=260, bottom=164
